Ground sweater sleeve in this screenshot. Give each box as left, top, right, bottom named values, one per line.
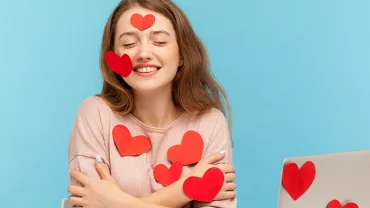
left=193, top=109, right=237, bottom=208
left=68, top=96, right=111, bottom=187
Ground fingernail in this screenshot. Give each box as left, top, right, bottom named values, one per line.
left=96, top=155, right=102, bottom=163
left=219, top=150, right=226, bottom=154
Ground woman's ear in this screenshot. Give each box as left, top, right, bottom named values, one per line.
left=179, top=56, right=184, bottom=67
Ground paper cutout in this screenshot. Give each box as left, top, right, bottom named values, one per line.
left=281, top=161, right=316, bottom=200
left=130, top=13, right=155, bottom=31
left=183, top=167, right=224, bottom=202
left=112, top=124, right=151, bottom=156
left=153, top=161, right=182, bottom=187
left=326, top=199, right=358, bottom=208
left=104, top=52, right=133, bottom=77
left=167, top=130, right=204, bottom=165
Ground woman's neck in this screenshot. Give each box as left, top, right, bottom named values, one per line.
left=131, top=85, right=184, bottom=128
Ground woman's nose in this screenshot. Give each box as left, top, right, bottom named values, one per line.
left=137, top=43, right=153, bottom=61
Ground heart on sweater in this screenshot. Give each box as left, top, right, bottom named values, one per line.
left=153, top=161, right=182, bottom=187
left=167, top=130, right=204, bottom=165
left=130, top=13, right=155, bottom=31
left=112, top=124, right=151, bottom=156
left=281, top=161, right=316, bottom=200
left=326, top=199, right=358, bottom=208
left=183, top=167, right=224, bottom=202
left=104, top=52, right=133, bottom=77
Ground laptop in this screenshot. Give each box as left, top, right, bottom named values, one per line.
left=277, top=149, right=370, bottom=208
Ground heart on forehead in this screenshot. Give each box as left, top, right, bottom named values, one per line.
left=281, top=161, right=316, bottom=200
left=130, top=13, right=155, bottom=31
left=104, top=52, right=133, bottom=77
left=326, top=199, right=358, bottom=208
left=167, top=130, right=204, bottom=165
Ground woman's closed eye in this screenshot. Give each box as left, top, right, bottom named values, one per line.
left=123, top=42, right=136, bottom=47
left=153, top=41, right=167, bottom=46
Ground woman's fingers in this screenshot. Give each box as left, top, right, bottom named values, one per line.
left=203, top=151, right=226, bottom=164
left=67, top=185, right=86, bottom=197
left=217, top=163, right=236, bottom=173
left=68, top=195, right=86, bottom=207
left=224, top=172, right=236, bottom=182
left=222, top=182, right=237, bottom=191
left=216, top=190, right=237, bottom=200
left=70, top=170, right=91, bottom=186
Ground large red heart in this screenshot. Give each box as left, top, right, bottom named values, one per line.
left=104, top=52, right=133, bottom=77
left=153, top=161, right=182, bottom=187
left=130, top=13, right=155, bottom=31
left=167, top=130, right=204, bottom=165
left=112, top=124, right=151, bottom=156
left=183, top=167, right=224, bottom=202
left=327, top=199, right=358, bottom=208
left=281, top=161, right=316, bottom=200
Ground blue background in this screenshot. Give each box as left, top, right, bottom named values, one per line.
left=1, top=0, right=369, bottom=207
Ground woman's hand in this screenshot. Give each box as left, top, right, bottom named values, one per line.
left=189, top=150, right=237, bottom=200
left=67, top=158, right=138, bottom=208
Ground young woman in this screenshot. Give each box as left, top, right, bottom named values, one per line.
left=67, top=0, right=237, bottom=207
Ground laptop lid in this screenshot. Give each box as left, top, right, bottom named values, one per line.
left=277, top=149, right=370, bottom=208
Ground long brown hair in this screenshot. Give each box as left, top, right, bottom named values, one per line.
left=96, top=0, right=233, bottom=145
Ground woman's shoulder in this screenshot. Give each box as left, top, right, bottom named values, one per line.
left=190, top=107, right=229, bottom=132
left=196, top=107, right=227, bottom=124
left=75, top=95, right=113, bottom=117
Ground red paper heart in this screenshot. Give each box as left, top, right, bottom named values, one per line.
left=104, top=52, right=133, bottom=77
left=327, top=199, right=358, bottom=208
left=183, top=167, right=224, bottom=202
left=112, top=124, right=151, bottom=156
left=130, top=13, right=155, bottom=31
left=281, top=161, right=316, bottom=200
left=167, top=130, right=204, bottom=165
left=153, top=161, right=182, bottom=187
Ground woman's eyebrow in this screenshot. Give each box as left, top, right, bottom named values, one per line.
left=119, top=31, right=137, bottom=39
left=151, top=30, right=170, bottom=36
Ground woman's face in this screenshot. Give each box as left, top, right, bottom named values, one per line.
left=113, top=6, right=182, bottom=93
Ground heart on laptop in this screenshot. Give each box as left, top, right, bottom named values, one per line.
left=281, top=161, right=316, bottom=200
left=326, top=199, right=358, bottom=208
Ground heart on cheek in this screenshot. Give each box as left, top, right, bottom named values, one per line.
left=112, top=124, right=151, bottom=156
left=167, top=130, right=204, bottom=165
left=182, top=167, right=224, bottom=202
left=281, top=161, right=316, bottom=200
left=153, top=161, right=183, bottom=187
left=104, top=52, right=133, bottom=77
left=326, top=199, right=359, bottom=208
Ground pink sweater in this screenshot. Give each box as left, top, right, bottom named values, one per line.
left=68, top=96, right=237, bottom=208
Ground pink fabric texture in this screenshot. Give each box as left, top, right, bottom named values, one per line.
left=68, top=96, right=237, bottom=207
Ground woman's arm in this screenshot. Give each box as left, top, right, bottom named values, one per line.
left=140, top=176, right=192, bottom=208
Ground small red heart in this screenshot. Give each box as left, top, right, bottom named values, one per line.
left=112, top=124, right=151, bottom=156
left=327, top=199, right=358, bottom=208
left=183, top=167, right=224, bottom=202
left=104, top=52, right=133, bottom=77
left=153, top=161, right=182, bottom=187
left=130, top=13, right=155, bottom=31
left=167, top=130, right=204, bottom=165
left=281, top=161, right=316, bottom=200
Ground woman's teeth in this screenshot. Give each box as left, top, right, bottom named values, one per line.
left=136, top=67, right=158, bottom=73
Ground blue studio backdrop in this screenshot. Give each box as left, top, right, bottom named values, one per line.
left=1, top=0, right=369, bottom=207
